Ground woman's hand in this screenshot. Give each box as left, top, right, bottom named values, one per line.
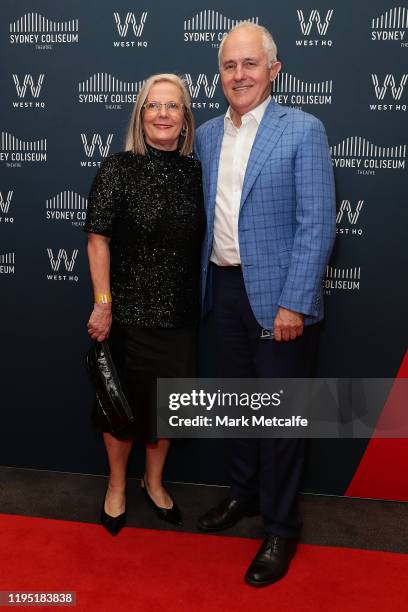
left=87, top=303, right=112, bottom=342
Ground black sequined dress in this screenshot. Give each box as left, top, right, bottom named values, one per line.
left=84, top=145, right=205, bottom=442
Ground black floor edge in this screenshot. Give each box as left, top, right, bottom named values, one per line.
left=0, top=466, right=407, bottom=554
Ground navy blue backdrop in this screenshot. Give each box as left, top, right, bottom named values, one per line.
left=1, top=0, right=407, bottom=497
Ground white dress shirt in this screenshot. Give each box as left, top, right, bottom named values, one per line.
left=210, top=96, right=271, bottom=266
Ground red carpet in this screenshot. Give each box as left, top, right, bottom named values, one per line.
left=0, top=514, right=407, bottom=611
left=346, top=350, right=408, bottom=501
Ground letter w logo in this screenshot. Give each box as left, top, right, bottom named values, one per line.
left=81, top=134, right=113, bottom=157
left=184, top=74, right=220, bottom=99
left=336, top=200, right=364, bottom=225
left=47, top=249, right=78, bottom=272
left=0, top=191, right=13, bottom=214
left=371, top=74, right=408, bottom=100
left=12, top=74, right=44, bottom=98
left=114, top=12, right=147, bottom=37
left=297, top=10, right=333, bottom=35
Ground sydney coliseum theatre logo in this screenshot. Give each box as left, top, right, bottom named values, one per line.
left=45, top=191, right=88, bottom=228
left=324, top=266, right=361, bottom=295
left=272, top=73, right=333, bottom=108
left=78, top=73, right=145, bottom=110
left=0, top=252, right=15, bottom=275
left=183, top=10, right=258, bottom=47
left=9, top=13, right=79, bottom=50
left=0, top=131, right=47, bottom=167
left=330, top=136, right=406, bottom=175
left=371, top=6, right=408, bottom=45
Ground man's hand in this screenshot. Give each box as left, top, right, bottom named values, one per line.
left=273, top=307, right=304, bottom=342
left=87, top=303, right=112, bottom=342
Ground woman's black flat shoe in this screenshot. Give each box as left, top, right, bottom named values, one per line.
left=101, top=491, right=127, bottom=536
left=141, top=478, right=183, bottom=527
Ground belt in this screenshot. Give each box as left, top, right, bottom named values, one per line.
left=210, top=262, right=241, bottom=269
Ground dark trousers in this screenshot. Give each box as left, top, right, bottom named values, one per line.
left=212, top=264, right=318, bottom=538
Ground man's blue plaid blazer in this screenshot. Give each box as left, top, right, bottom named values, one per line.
left=195, top=99, right=336, bottom=329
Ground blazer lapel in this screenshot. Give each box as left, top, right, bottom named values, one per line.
left=207, top=118, right=224, bottom=224
left=240, top=100, right=288, bottom=208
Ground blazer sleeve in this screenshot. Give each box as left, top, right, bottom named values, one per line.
left=194, top=126, right=202, bottom=161
left=277, top=116, right=336, bottom=316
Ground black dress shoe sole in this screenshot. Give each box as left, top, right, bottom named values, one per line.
left=196, top=509, right=258, bottom=533
left=196, top=520, right=236, bottom=533
left=244, top=571, right=287, bottom=587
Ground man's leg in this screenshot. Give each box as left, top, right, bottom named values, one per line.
left=252, top=326, right=318, bottom=538
left=197, top=265, right=258, bottom=531
left=212, top=265, right=259, bottom=504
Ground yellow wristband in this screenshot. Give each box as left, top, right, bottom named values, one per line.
left=95, top=293, right=112, bottom=304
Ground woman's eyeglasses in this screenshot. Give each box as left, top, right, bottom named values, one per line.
left=143, top=102, right=184, bottom=114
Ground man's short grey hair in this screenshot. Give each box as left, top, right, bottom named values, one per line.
left=218, top=23, right=278, bottom=68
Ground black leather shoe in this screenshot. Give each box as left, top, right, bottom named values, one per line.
left=141, top=478, right=183, bottom=527
left=197, top=497, right=258, bottom=532
left=100, top=490, right=126, bottom=536
left=245, top=536, right=298, bottom=587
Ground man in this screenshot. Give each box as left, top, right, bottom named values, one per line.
left=194, top=23, right=336, bottom=587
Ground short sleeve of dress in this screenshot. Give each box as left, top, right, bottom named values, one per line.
left=84, top=154, right=122, bottom=237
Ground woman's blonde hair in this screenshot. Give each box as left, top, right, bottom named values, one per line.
left=125, top=73, right=195, bottom=156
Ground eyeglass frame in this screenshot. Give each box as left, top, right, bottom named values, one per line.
left=142, top=101, right=185, bottom=114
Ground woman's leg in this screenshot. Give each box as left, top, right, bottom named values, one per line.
left=103, top=432, right=133, bottom=516
left=144, top=438, right=173, bottom=509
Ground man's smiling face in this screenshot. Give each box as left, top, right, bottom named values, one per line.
left=219, top=27, right=281, bottom=121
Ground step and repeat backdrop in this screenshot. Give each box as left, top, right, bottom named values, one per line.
left=1, top=0, right=407, bottom=499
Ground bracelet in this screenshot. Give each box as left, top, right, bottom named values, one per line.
left=95, top=293, right=112, bottom=304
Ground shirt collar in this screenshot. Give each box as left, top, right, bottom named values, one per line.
left=225, top=96, right=271, bottom=128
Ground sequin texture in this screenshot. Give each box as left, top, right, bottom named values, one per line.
left=84, top=146, right=205, bottom=327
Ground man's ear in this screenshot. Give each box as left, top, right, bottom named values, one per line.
left=270, top=61, right=282, bottom=83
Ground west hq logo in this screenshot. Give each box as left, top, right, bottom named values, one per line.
left=46, top=248, right=79, bottom=282
left=9, top=13, right=79, bottom=49
left=0, top=191, right=14, bottom=224
left=12, top=74, right=45, bottom=109
left=184, top=73, right=221, bottom=110
left=46, top=191, right=88, bottom=227
left=0, top=252, right=15, bottom=275
left=336, top=200, right=364, bottom=237
left=324, top=266, right=361, bottom=295
left=370, top=74, right=408, bottom=111
left=371, top=7, right=408, bottom=45
left=330, top=136, right=406, bottom=174
left=113, top=11, right=148, bottom=47
left=183, top=10, right=258, bottom=47
left=80, top=133, right=113, bottom=167
left=78, top=73, right=144, bottom=110
left=296, top=9, right=334, bottom=46
left=0, top=131, right=47, bottom=167
left=272, top=73, right=332, bottom=108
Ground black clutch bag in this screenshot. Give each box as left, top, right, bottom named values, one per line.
left=85, top=340, right=135, bottom=435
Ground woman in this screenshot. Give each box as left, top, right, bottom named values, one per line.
left=84, top=74, right=204, bottom=535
